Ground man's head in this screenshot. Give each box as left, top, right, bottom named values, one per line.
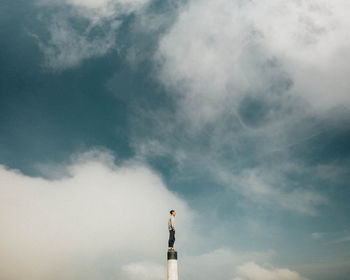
left=170, top=210, right=176, bottom=216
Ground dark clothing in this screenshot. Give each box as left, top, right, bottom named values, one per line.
left=168, top=229, right=175, bottom=247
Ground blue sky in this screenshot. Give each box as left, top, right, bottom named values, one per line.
left=1, top=0, right=350, bottom=279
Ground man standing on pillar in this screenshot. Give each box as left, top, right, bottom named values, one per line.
left=168, top=210, right=176, bottom=251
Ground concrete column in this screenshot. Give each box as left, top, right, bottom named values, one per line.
left=167, top=251, right=178, bottom=280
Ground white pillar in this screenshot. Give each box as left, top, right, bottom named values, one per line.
left=167, top=251, right=178, bottom=280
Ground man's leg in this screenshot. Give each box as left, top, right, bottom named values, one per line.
left=168, top=230, right=173, bottom=247
left=168, top=230, right=173, bottom=249
left=168, top=230, right=175, bottom=249
left=172, top=230, right=175, bottom=247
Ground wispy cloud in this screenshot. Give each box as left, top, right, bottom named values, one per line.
left=330, top=234, right=350, bottom=244
left=127, top=98, right=332, bottom=215
left=38, top=16, right=120, bottom=69
left=217, top=166, right=327, bottom=215
left=119, top=0, right=350, bottom=219
left=36, top=0, right=152, bottom=69
left=311, top=232, right=324, bottom=239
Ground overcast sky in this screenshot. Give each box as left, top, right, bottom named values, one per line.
left=1, top=0, right=350, bottom=280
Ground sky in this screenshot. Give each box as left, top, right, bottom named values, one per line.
left=1, top=0, right=350, bottom=279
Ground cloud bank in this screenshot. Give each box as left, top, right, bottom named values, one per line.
left=0, top=150, right=194, bottom=280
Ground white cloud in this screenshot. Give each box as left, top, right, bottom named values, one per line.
left=246, top=0, right=350, bottom=110
left=38, top=0, right=151, bottom=20
left=181, top=248, right=275, bottom=280
left=178, top=249, right=309, bottom=280
left=121, top=261, right=165, bottom=280
left=37, top=0, right=152, bottom=69
left=233, top=262, right=309, bottom=280
left=156, top=0, right=256, bottom=125
left=65, top=0, right=149, bottom=10
left=0, top=150, right=195, bottom=280
left=156, top=0, right=350, bottom=125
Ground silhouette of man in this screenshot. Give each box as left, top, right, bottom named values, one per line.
left=168, top=210, right=176, bottom=251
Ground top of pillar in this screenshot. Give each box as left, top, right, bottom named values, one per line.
left=167, top=250, right=177, bottom=260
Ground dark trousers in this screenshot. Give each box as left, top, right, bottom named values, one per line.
left=168, top=230, right=175, bottom=247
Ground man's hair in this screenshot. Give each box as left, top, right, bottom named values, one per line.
left=170, top=210, right=175, bottom=215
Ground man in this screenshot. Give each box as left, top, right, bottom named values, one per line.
left=168, top=210, right=176, bottom=251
